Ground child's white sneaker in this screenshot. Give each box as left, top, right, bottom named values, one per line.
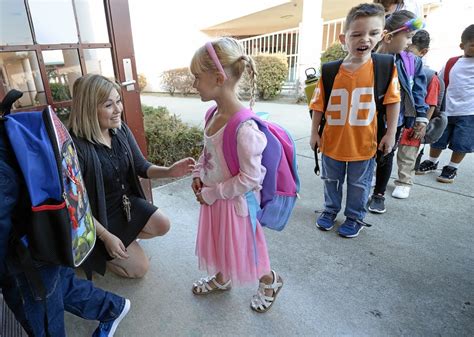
left=392, top=185, right=410, bottom=199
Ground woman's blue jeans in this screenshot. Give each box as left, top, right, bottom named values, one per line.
left=2, top=264, right=125, bottom=337
left=321, top=154, right=375, bottom=221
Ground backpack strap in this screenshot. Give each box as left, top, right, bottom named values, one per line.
left=322, top=60, right=344, bottom=113
left=372, top=53, right=395, bottom=143
left=222, top=108, right=264, bottom=176
left=372, top=53, right=395, bottom=115
left=444, top=56, right=461, bottom=89
left=0, top=89, right=23, bottom=117
left=204, top=105, right=218, bottom=126
left=437, top=72, right=446, bottom=114
left=314, top=59, right=343, bottom=175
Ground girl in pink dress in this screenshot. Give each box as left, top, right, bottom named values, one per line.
left=190, top=37, right=283, bottom=313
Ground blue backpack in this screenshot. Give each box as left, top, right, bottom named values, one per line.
left=205, top=106, right=300, bottom=232
left=1, top=90, right=95, bottom=268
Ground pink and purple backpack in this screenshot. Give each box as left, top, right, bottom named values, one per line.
left=205, top=106, right=300, bottom=232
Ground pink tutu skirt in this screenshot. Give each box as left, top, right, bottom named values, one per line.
left=195, top=199, right=271, bottom=285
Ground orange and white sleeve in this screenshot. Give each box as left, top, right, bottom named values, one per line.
left=383, top=66, right=401, bottom=105
left=309, top=78, right=325, bottom=113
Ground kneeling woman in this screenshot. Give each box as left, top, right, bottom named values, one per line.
left=69, top=74, right=194, bottom=278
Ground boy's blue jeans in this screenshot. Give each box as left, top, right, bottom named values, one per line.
left=321, top=154, right=375, bottom=221
left=2, top=264, right=125, bottom=337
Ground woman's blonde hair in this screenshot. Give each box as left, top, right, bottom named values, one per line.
left=68, top=74, right=121, bottom=144
left=190, top=37, right=258, bottom=107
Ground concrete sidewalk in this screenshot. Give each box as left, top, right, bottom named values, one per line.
left=66, top=96, right=474, bottom=336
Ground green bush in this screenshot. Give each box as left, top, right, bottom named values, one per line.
left=253, top=54, right=288, bottom=100
left=238, top=70, right=253, bottom=99
left=143, top=105, right=203, bottom=166
left=160, top=67, right=196, bottom=96
left=55, top=107, right=71, bottom=125
left=50, top=82, right=71, bottom=102
left=321, top=43, right=348, bottom=65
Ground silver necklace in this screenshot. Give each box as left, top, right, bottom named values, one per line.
left=102, top=137, right=131, bottom=222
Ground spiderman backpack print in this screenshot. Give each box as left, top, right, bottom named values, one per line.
left=2, top=91, right=95, bottom=268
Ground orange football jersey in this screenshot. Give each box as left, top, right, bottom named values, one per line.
left=310, top=59, right=400, bottom=161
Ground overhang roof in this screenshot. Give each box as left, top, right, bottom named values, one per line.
left=201, top=0, right=362, bottom=37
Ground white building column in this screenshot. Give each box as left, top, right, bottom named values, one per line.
left=297, top=0, right=323, bottom=84
left=63, top=51, right=81, bottom=94
left=21, top=57, right=36, bottom=106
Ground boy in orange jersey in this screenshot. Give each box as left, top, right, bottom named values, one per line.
left=309, top=3, right=400, bottom=238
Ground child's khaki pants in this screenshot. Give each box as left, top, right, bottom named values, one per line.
left=395, top=144, right=420, bottom=186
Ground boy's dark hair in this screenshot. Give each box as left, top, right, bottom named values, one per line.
left=373, top=0, right=403, bottom=12
left=461, top=24, right=474, bottom=44
left=344, top=3, right=385, bottom=32
left=385, top=9, right=416, bottom=33
left=411, top=29, right=430, bottom=50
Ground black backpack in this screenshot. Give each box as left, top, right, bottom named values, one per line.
left=313, top=53, right=395, bottom=175
left=0, top=90, right=96, bottom=337
left=1, top=90, right=96, bottom=268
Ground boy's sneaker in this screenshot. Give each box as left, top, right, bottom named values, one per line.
left=416, top=160, right=438, bottom=175
left=437, top=165, right=457, bottom=183
left=368, top=194, right=386, bottom=214
left=315, top=212, right=337, bottom=231
left=392, top=185, right=410, bottom=199
left=93, top=299, right=131, bottom=337
left=338, top=218, right=364, bottom=238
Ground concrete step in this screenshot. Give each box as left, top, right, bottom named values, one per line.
left=280, top=82, right=299, bottom=98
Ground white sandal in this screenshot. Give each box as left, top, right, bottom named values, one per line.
left=192, top=275, right=232, bottom=295
left=250, top=270, right=283, bottom=313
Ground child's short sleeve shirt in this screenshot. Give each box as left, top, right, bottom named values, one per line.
left=442, top=57, right=474, bottom=116
left=425, top=75, right=440, bottom=107
left=310, top=59, right=400, bottom=161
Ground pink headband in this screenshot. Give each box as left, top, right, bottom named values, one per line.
left=205, top=42, right=228, bottom=80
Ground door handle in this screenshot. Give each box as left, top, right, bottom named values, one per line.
left=121, top=80, right=136, bottom=87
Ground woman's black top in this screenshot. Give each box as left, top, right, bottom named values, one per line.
left=72, top=124, right=157, bottom=278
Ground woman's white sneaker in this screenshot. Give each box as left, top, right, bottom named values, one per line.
left=392, top=185, right=410, bottom=199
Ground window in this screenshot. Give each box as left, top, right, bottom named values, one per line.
left=0, top=51, right=46, bottom=108
left=84, top=48, right=115, bottom=79
left=29, top=0, right=78, bottom=44
left=75, top=0, right=109, bottom=43
left=0, top=0, right=33, bottom=45
left=43, top=49, right=82, bottom=102
left=1, top=0, right=117, bottom=112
